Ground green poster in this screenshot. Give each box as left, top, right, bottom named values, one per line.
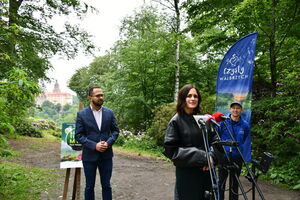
left=60, top=122, right=82, bottom=168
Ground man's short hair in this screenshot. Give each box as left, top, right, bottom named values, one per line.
left=88, top=86, right=101, bottom=97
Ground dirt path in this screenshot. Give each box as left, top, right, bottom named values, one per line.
left=6, top=137, right=300, bottom=200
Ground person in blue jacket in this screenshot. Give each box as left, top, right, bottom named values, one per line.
left=75, top=86, right=119, bottom=200
left=218, top=101, right=250, bottom=200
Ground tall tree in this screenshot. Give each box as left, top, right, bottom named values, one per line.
left=111, top=7, right=175, bottom=130
left=68, top=53, right=117, bottom=104
left=0, top=0, right=94, bottom=80
left=183, top=0, right=300, bottom=187
left=69, top=5, right=217, bottom=131
left=153, top=0, right=183, bottom=102
left=183, top=0, right=300, bottom=96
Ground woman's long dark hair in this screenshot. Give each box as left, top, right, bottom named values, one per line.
left=176, top=84, right=201, bottom=115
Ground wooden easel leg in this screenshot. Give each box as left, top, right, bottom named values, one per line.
left=72, top=168, right=81, bottom=200
left=63, top=168, right=71, bottom=200
left=76, top=168, right=81, bottom=199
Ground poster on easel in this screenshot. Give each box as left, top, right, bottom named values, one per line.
left=60, top=122, right=83, bottom=168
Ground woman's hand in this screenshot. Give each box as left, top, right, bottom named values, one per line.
left=201, top=156, right=213, bottom=171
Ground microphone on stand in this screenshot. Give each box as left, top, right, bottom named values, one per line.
left=212, top=112, right=230, bottom=122
left=193, top=114, right=220, bottom=127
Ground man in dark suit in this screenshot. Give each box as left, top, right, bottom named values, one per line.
left=75, top=86, right=119, bottom=200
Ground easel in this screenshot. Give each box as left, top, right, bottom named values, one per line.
left=62, top=102, right=84, bottom=200
left=63, top=168, right=81, bottom=200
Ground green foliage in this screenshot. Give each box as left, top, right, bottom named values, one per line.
left=30, top=118, right=61, bottom=138
left=183, top=0, right=300, bottom=189
left=0, top=134, right=13, bottom=157
left=115, top=130, right=164, bottom=158
left=8, top=117, right=59, bottom=139
left=0, top=149, right=14, bottom=157
left=147, top=103, right=176, bottom=146
left=67, top=0, right=300, bottom=189
left=15, top=120, right=43, bottom=138
left=184, top=0, right=300, bottom=96
left=0, top=134, right=8, bottom=148
left=251, top=61, right=300, bottom=188
left=0, top=0, right=94, bottom=81
left=114, top=130, right=132, bottom=146
left=68, top=67, right=90, bottom=104
left=0, top=68, right=40, bottom=137
left=69, top=7, right=213, bottom=131
left=30, top=118, right=57, bottom=130
left=0, top=162, right=59, bottom=200
left=262, top=154, right=300, bottom=190
left=35, top=102, right=78, bottom=126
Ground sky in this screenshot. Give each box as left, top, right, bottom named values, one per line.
left=45, top=0, right=150, bottom=95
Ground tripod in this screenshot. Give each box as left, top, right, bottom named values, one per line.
left=217, top=120, right=266, bottom=200
left=218, top=143, right=248, bottom=200
left=246, top=152, right=273, bottom=200
left=194, top=116, right=220, bottom=200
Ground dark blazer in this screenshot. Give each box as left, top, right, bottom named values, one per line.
left=75, top=106, right=119, bottom=161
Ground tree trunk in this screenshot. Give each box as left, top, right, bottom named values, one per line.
left=269, top=0, right=277, bottom=97
left=173, top=0, right=180, bottom=102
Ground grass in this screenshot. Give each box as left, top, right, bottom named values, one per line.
left=0, top=133, right=62, bottom=200
left=0, top=162, right=59, bottom=200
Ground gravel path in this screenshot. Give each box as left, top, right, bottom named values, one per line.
left=7, top=137, right=300, bottom=200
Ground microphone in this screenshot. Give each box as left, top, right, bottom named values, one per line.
left=193, top=114, right=220, bottom=127
left=212, top=112, right=230, bottom=122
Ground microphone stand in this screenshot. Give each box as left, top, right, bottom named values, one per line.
left=197, top=118, right=219, bottom=200
left=211, top=126, right=248, bottom=200
left=222, top=120, right=265, bottom=200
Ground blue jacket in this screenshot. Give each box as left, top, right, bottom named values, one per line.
left=217, top=115, right=250, bottom=160
left=75, top=106, right=119, bottom=161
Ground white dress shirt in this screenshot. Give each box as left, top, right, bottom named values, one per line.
left=90, top=105, right=102, bottom=131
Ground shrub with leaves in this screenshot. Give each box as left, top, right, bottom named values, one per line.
left=14, top=120, right=43, bottom=138
left=147, top=103, right=176, bottom=146
left=115, top=129, right=134, bottom=146
left=251, top=66, right=300, bottom=189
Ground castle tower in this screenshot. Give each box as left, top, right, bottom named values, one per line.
left=53, top=80, right=61, bottom=93
left=36, top=80, right=73, bottom=106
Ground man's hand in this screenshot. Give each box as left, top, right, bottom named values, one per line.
left=96, top=141, right=109, bottom=152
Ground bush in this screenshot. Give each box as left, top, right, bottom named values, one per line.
left=251, top=94, right=300, bottom=189
left=25, top=118, right=61, bottom=138
left=14, top=120, right=43, bottom=138
left=115, top=129, right=134, bottom=146
left=147, top=103, right=176, bottom=146
left=263, top=153, right=300, bottom=190
left=0, top=122, right=15, bottom=136
left=0, top=149, right=13, bottom=157
left=0, top=135, right=13, bottom=157
left=115, top=130, right=164, bottom=157
left=47, top=129, right=61, bottom=138
left=30, top=118, right=57, bottom=130
left=0, top=134, right=8, bottom=148
left=123, top=134, right=157, bottom=151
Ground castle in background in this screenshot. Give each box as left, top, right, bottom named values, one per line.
left=36, top=80, right=73, bottom=106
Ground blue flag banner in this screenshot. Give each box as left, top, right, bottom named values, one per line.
left=216, top=32, right=258, bottom=162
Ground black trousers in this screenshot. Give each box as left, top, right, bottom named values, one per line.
left=175, top=166, right=211, bottom=200
left=218, top=158, right=243, bottom=200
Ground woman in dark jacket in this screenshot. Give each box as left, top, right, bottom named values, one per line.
left=163, top=84, right=220, bottom=200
